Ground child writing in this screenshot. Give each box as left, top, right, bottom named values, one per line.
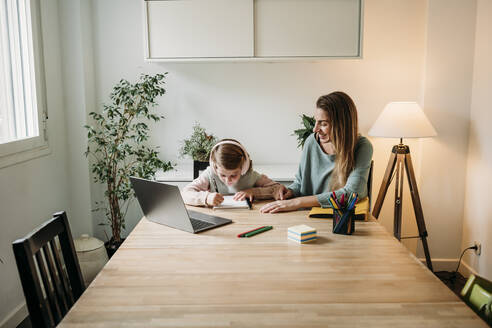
left=182, top=139, right=285, bottom=207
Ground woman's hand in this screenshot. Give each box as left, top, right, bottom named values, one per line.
left=260, top=199, right=300, bottom=213
left=233, top=189, right=254, bottom=202
left=206, top=193, right=224, bottom=206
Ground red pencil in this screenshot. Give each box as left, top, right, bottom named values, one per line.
left=237, top=226, right=266, bottom=238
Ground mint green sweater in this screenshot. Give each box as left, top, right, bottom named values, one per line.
left=288, top=134, right=373, bottom=208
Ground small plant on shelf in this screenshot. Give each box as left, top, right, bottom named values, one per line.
left=179, top=122, right=218, bottom=178
left=179, top=122, right=218, bottom=162
left=292, top=114, right=315, bottom=148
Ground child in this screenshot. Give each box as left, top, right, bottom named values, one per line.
left=182, top=139, right=285, bottom=207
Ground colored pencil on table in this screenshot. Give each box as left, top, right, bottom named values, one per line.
left=244, top=226, right=273, bottom=237
left=237, top=226, right=266, bottom=238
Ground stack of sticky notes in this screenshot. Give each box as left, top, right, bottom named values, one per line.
left=288, top=225, right=317, bottom=243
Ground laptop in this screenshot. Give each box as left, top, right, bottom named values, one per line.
left=130, top=177, right=232, bottom=233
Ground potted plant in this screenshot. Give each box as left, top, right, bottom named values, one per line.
left=84, top=73, right=173, bottom=256
left=292, top=114, right=315, bottom=148
left=179, top=122, right=218, bottom=178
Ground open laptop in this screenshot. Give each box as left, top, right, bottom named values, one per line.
left=130, top=177, right=232, bottom=233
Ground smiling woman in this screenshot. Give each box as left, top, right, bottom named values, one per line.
left=260, top=91, right=373, bottom=213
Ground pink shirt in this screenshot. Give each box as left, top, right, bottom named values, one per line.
left=182, top=166, right=281, bottom=206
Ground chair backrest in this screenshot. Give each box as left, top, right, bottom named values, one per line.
left=12, top=211, right=85, bottom=328
left=367, top=160, right=374, bottom=211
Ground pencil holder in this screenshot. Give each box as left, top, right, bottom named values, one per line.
left=332, top=208, right=355, bottom=235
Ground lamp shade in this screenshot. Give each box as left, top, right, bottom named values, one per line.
left=368, top=102, right=437, bottom=138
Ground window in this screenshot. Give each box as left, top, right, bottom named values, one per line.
left=0, top=0, right=48, bottom=167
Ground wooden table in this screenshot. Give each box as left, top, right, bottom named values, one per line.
left=60, top=204, right=486, bottom=327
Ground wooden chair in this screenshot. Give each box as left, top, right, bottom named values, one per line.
left=307, top=160, right=375, bottom=221
left=12, top=211, right=85, bottom=328
left=354, top=159, right=374, bottom=220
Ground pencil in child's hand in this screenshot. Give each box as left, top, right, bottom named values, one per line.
left=246, top=198, right=252, bottom=210
left=212, top=178, right=219, bottom=192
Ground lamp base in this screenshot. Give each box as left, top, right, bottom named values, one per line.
left=372, top=143, right=433, bottom=271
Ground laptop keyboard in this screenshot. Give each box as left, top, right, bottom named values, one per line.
left=190, top=218, right=214, bottom=231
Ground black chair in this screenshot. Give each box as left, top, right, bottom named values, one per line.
left=368, top=159, right=374, bottom=211
left=12, top=211, right=85, bottom=328
left=352, top=159, right=374, bottom=221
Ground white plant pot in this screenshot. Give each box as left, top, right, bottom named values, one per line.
left=74, top=234, right=109, bottom=287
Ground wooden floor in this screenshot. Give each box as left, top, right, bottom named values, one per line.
left=59, top=204, right=487, bottom=327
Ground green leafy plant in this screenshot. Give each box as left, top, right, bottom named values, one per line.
left=84, top=73, right=173, bottom=246
left=292, top=114, right=315, bottom=148
left=179, top=122, right=218, bottom=162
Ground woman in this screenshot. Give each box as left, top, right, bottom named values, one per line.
left=260, top=91, right=373, bottom=213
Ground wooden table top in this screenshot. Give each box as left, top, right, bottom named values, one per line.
left=59, top=203, right=486, bottom=327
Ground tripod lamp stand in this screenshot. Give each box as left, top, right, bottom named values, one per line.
left=369, top=102, right=437, bottom=271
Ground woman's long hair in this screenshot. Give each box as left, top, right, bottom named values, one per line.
left=316, top=91, right=359, bottom=190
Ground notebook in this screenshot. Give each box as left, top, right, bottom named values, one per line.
left=213, top=195, right=250, bottom=209
left=308, top=197, right=370, bottom=220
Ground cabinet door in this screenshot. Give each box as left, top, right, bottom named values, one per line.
left=145, top=0, right=254, bottom=59
left=255, top=0, right=361, bottom=57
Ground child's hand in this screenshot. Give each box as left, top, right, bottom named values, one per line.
left=207, top=193, right=224, bottom=206
left=273, top=185, right=293, bottom=200
left=233, top=189, right=254, bottom=202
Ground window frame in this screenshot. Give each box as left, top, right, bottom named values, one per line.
left=0, top=0, right=49, bottom=169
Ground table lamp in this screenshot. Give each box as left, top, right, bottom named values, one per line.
left=369, top=102, right=437, bottom=271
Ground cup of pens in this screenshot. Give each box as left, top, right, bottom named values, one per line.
left=330, top=192, right=358, bottom=235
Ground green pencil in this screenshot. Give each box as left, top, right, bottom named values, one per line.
left=244, top=226, right=273, bottom=237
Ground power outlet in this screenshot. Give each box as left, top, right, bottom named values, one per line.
left=474, top=241, right=482, bottom=256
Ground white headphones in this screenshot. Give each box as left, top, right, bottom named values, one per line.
left=209, top=140, right=251, bottom=176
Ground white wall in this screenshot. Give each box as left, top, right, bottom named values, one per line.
left=461, top=0, right=492, bottom=279
left=0, top=0, right=92, bottom=326
left=418, top=0, right=477, bottom=269
left=1, top=0, right=487, bottom=325
left=88, top=0, right=431, bottom=241
left=87, top=0, right=484, bottom=269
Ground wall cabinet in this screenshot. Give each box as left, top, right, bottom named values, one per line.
left=144, top=0, right=362, bottom=61
left=255, top=0, right=361, bottom=57
left=145, top=0, right=254, bottom=58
